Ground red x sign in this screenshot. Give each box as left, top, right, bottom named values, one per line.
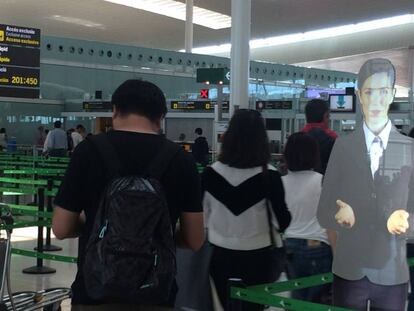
left=200, top=89, right=209, bottom=99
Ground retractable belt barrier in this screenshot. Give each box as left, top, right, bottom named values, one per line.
left=0, top=164, right=69, bottom=274
left=229, top=265, right=414, bottom=311
left=0, top=154, right=70, bottom=163
left=0, top=155, right=407, bottom=310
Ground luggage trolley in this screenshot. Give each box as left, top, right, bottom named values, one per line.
left=0, top=203, right=71, bottom=311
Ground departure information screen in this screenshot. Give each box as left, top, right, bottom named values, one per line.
left=0, top=24, right=40, bottom=98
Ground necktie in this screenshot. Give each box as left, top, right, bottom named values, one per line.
left=370, top=136, right=383, bottom=178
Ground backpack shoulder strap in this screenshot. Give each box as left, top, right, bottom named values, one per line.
left=87, top=133, right=122, bottom=178
left=146, top=139, right=181, bottom=180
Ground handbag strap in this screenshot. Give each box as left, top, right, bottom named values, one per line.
left=262, top=165, right=276, bottom=247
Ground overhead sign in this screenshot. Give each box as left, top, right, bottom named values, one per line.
left=200, top=89, right=209, bottom=99
left=171, top=100, right=229, bottom=111
left=0, top=66, right=39, bottom=88
left=0, top=24, right=40, bottom=47
left=256, top=100, right=293, bottom=110
left=0, top=87, right=39, bottom=98
left=83, top=101, right=112, bottom=111
left=196, top=68, right=230, bottom=85
left=0, top=45, right=40, bottom=67
left=0, top=24, right=40, bottom=99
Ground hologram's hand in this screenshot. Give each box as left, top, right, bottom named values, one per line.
left=335, top=200, right=355, bottom=228
left=387, top=210, right=409, bottom=235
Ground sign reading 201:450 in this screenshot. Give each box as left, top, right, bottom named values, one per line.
left=0, top=66, right=39, bottom=88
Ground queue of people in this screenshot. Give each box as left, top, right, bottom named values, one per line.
left=38, top=122, right=88, bottom=156
left=47, top=57, right=414, bottom=311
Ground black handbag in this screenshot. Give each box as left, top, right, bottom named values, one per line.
left=263, top=165, right=287, bottom=281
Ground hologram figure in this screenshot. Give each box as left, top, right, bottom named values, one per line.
left=317, top=58, right=414, bottom=311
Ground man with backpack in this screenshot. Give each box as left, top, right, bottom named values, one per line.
left=52, top=79, right=204, bottom=310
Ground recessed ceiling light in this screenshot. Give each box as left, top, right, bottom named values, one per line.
left=186, top=13, right=414, bottom=54
left=50, top=15, right=105, bottom=29
left=104, top=0, right=231, bottom=30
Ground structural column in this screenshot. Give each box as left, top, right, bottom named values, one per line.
left=229, top=0, right=251, bottom=116
left=185, top=0, right=194, bottom=53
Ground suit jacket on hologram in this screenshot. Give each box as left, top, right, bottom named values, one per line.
left=317, top=125, right=414, bottom=285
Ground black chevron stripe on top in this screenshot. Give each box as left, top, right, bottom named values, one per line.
left=202, top=167, right=268, bottom=216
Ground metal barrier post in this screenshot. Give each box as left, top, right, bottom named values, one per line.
left=22, top=187, right=56, bottom=274
left=42, top=179, right=61, bottom=251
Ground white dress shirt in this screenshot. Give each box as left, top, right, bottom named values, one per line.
left=363, top=120, right=392, bottom=178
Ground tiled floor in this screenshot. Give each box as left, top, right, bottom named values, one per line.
left=8, top=227, right=77, bottom=310
left=6, top=228, right=288, bottom=311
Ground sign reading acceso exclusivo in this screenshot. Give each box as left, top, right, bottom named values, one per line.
left=0, top=24, right=40, bottom=99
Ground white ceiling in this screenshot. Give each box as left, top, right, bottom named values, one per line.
left=1, top=0, right=414, bottom=88
left=295, top=48, right=410, bottom=86
left=1, top=0, right=414, bottom=50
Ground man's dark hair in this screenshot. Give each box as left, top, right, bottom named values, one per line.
left=111, top=79, right=167, bottom=121
left=195, top=128, right=203, bottom=135
left=357, top=58, right=396, bottom=90
left=76, top=124, right=85, bottom=131
left=305, top=99, right=329, bottom=123
left=284, top=132, right=320, bottom=172
left=219, top=109, right=270, bottom=168
left=54, top=121, right=62, bottom=128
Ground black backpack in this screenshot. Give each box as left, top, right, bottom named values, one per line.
left=82, top=134, right=180, bottom=304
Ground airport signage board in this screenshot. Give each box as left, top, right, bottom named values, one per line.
left=0, top=44, right=40, bottom=67
left=170, top=100, right=229, bottom=111
left=0, top=24, right=40, bottom=47
left=256, top=100, right=293, bottom=110
left=0, top=66, right=40, bottom=88
left=196, top=68, right=230, bottom=85
left=0, top=24, right=40, bottom=99
left=83, top=101, right=112, bottom=111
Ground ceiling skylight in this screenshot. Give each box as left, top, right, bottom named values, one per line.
left=104, top=0, right=231, bottom=30
left=50, top=15, right=105, bottom=29
left=184, top=14, right=414, bottom=54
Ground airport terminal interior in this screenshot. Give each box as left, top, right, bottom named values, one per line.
left=1, top=0, right=414, bottom=310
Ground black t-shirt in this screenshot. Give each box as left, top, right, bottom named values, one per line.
left=54, top=130, right=203, bottom=305
left=192, top=136, right=209, bottom=165
left=306, top=128, right=335, bottom=175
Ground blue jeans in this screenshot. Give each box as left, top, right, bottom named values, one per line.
left=285, top=238, right=333, bottom=303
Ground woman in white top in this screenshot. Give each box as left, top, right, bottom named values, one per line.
left=282, top=132, right=336, bottom=303
left=202, top=109, right=291, bottom=311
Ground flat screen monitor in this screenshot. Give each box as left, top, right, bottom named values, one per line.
left=329, top=94, right=355, bottom=112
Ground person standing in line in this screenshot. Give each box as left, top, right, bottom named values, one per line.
left=302, top=99, right=337, bottom=174
left=71, top=124, right=86, bottom=149
left=44, top=120, right=68, bottom=157
left=0, top=128, right=7, bottom=151
left=34, top=126, right=46, bottom=146
left=202, top=109, right=291, bottom=311
left=52, top=79, right=204, bottom=310
left=282, top=132, right=335, bottom=303
left=192, top=127, right=209, bottom=166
